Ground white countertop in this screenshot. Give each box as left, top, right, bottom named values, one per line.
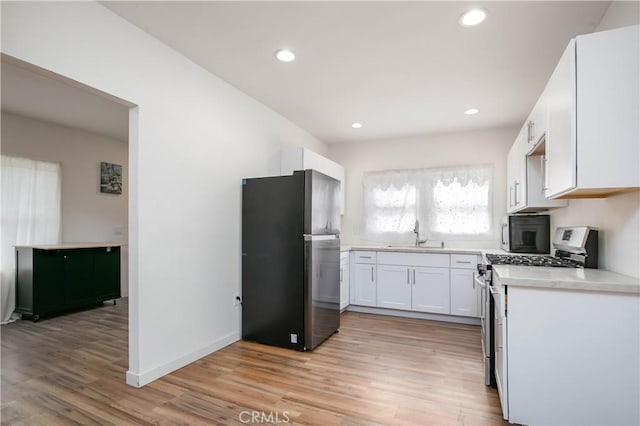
left=341, top=244, right=495, bottom=255
left=493, top=265, right=640, bottom=294
left=16, top=242, right=124, bottom=250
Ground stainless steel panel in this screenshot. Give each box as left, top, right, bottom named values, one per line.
left=306, top=170, right=341, bottom=235
left=303, top=234, right=338, bottom=241
left=484, top=357, right=491, bottom=386
left=304, top=236, right=340, bottom=350
left=552, top=226, right=595, bottom=253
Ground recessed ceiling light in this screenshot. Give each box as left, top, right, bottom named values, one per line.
left=274, top=49, right=295, bottom=62
left=351, top=122, right=363, bottom=129
left=459, top=9, right=487, bottom=27
left=465, top=108, right=479, bottom=115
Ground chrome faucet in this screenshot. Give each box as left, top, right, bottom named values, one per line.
left=413, top=220, right=427, bottom=247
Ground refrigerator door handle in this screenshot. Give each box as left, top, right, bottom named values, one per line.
left=303, top=234, right=339, bottom=241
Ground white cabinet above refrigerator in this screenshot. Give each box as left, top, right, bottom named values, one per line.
left=281, top=147, right=346, bottom=214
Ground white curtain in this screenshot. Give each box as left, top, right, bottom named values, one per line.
left=419, top=165, right=493, bottom=240
left=1, top=155, right=61, bottom=324
left=362, top=165, right=493, bottom=243
left=363, top=170, right=419, bottom=244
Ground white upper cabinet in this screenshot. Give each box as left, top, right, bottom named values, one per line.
left=281, top=147, right=346, bottom=214
left=525, top=92, right=547, bottom=152
left=545, top=25, right=639, bottom=199
left=506, top=131, right=525, bottom=214
left=545, top=39, right=578, bottom=198
left=507, top=126, right=565, bottom=213
left=524, top=155, right=567, bottom=211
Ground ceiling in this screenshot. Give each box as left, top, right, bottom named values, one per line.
left=102, top=1, right=609, bottom=144
left=1, top=59, right=130, bottom=141
left=2, top=2, right=609, bottom=145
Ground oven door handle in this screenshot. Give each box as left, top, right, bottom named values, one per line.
left=474, top=274, right=486, bottom=289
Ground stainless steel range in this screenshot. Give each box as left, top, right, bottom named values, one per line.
left=476, top=226, right=598, bottom=387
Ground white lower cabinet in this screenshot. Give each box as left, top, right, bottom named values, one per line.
left=350, top=251, right=376, bottom=307
left=376, top=264, right=412, bottom=310
left=450, top=255, right=481, bottom=317
left=494, top=284, right=508, bottom=421
left=352, top=263, right=376, bottom=307
left=412, top=267, right=450, bottom=314
left=350, top=250, right=484, bottom=320
left=339, top=251, right=349, bottom=311
left=497, top=273, right=640, bottom=425
left=377, top=262, right=450, bottom=314
left=450, top=269, right=479, bottom=317
left=375, top=252, right=451, bottom=314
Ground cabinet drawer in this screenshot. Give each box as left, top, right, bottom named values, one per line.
left=450, top=254, right=479, bottom=269
left=353, top=251, right=376, bottom=264
left=377, top=252, right=449, bottom=268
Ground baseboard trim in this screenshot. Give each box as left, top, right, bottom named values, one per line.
left=126, top=331, right=240, bottom=388
left=346, top=305, right=481, bottom=326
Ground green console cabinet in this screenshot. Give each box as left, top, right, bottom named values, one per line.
left=15, top=244, right=121, bottom=321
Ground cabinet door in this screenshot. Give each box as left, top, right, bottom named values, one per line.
left=495, top=306, right=508, bottom=420
left=339, top=256, right=349, bottom=310
left=64, top=249, right=95, bottom=306
left=576, top=25, right=639, bottom=190
left=377, top=265, right=411, bottom=310
left=33, top=250, right=66, bottom=315
left=506, top=141, right=520, bottom=213
left=545, top=39, right=577, bottom=198
left=526, top=93, right=547, bottom=150
left=450, top=269, right=479, bottom=317
left=412, top=267, right=450, bottom=314
left=354, top=264, right=376, bottom=307
left=94, top=247, right=121, bottom=300
left=516, top=133, right=527, bottom=209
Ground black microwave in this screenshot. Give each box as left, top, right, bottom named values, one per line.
left=501, top=215, right=550, bottom=254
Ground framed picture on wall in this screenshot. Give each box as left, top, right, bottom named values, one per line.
left=100, top=162, right=122, bottom=195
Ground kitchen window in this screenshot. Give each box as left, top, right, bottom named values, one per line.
left=363, top=165, right=493, bottom=243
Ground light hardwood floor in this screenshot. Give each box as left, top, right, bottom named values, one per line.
left=1, top=299, right=507, bottom=425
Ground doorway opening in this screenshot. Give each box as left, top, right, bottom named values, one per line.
left=0, top=55, right=140, bottom=407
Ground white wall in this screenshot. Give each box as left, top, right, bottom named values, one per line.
left=1, top=111, right=130, bottom=295
left=328, top=127, right=517, bottom=248
left=1, top=1, right=327, bottom=387
left=596, top=1, right=640, bottom=32
left=550, top=193, right=639, bottom=278
left=546, top=1, right=640, bottom=279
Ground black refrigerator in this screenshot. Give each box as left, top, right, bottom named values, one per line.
left=241, top=169, right=341, bottom=351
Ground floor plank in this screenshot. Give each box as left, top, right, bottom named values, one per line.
left=1, top=299, right=507, bottom=425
